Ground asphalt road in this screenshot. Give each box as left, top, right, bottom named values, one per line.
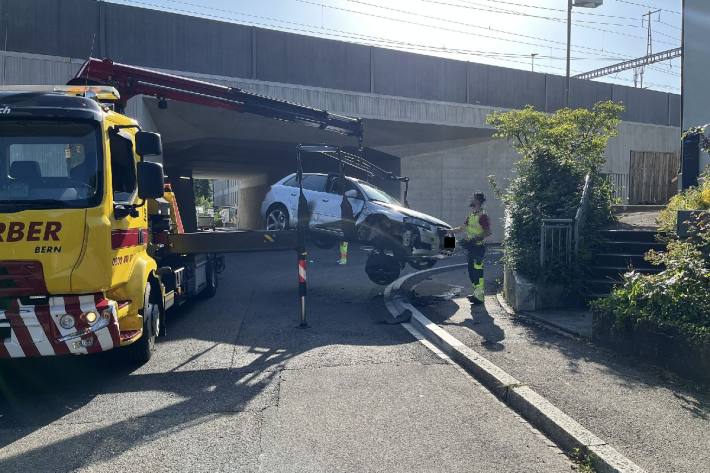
left=0, top=247, right=574, bottom=472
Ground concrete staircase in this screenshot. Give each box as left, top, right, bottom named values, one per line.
left=585, top=229, right=666, bottom=298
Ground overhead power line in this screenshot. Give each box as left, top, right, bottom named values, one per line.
left=611, top=0, right=681, bottom=15
left=348, top=0, right=679, bottom=47
left=573, top=47, right=682, bottom=80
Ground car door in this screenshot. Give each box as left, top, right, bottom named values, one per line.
left=317, top=177, right=365, bottom=231
left=299, top=174, right=329, bottom=229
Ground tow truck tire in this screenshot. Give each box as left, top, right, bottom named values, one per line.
left=409, top=259, right=437, bottom=270
left=201, top=260, right=218, bottom=299
left=125, top=284, right=157, bottom=365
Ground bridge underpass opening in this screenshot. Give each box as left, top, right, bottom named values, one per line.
left=141, top=97, right=496, bottom=233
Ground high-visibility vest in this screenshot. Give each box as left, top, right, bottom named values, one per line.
left=466, top=211, right=487, bottom=241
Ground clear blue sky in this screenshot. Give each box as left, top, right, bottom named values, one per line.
left=106, top=0, right=682, bottom=93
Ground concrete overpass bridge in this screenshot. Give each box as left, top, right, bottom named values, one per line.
left=0, top=0, right=681, bottom=237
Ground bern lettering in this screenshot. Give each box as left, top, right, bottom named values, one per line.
left=0, top=221, right=62, bottom=242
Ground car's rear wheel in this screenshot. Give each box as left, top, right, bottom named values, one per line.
left=265, top=204, right=290, bottom=231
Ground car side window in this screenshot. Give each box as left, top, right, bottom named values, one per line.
left=301, top=175, right=327, bottom=192
left=330, top=177, right=361, bottom=198
left=282, top=175, right=298, bottom=187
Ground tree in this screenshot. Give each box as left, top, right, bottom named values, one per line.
left=193, top=179, right=213, bottom=204
left=487, top=101, right=624, bottom=282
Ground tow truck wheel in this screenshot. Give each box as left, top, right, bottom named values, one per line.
left=409, top=259, right=437, bottom=270
left=125, top=284, right=157, bottom=364
left=265, top=204, right=290, bottom=231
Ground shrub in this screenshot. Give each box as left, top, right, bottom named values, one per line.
left=487, top=101, right=623, bottom=282
left=592, top=219, right=710, bottom=349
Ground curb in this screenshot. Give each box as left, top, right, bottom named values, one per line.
left=385, top=264, right=646, bottom=473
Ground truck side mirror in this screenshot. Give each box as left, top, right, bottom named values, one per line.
left=137, top=161, right=165, bottom=199
left=136, top=131, right=163, bottom=157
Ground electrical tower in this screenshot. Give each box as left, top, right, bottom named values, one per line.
left=634, top=9, right=661, bottom=88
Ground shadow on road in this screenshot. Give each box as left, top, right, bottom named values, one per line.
left=0, top=247, right=419, bottom=471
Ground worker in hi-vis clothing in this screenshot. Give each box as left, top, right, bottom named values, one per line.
left=460, top=193, right=491, bottom=304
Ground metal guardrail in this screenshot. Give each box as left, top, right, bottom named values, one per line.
left=540, top=174, right=592, bottom=271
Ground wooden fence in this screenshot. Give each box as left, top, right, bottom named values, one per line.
left=628, top=151, right=680, bottom=205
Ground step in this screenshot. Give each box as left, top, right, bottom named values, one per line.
left=597, top=229, right=660, bottom=243
left=582, top=278, right=623, bottom=295
left=588, top=266, right=660, bottom=280
left=595, top=240, right=666, bottom=254
left=593, top=253, right=658, bottom=269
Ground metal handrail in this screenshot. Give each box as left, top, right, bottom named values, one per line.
left=574, top=174, right=592, bottom=257
left=540, top=174, right=592, bottom=271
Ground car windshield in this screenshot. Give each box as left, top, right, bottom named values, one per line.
left=359, top=182, right=400, bottom=206
left=0, top=120, right=101, bottom=210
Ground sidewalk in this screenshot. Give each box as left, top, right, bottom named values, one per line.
left=410, top=266, right=710, bottom=473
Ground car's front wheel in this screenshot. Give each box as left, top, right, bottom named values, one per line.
left=265, top=204, right=290, bottom=231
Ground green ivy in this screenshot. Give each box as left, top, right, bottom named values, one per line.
left=487, top=101, right=623, bottom=283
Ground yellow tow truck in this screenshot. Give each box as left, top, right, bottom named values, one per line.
left=0, top=59, right=363, bottom=363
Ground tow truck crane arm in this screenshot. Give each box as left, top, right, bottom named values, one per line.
left=72, top=58, right=364, bottom=141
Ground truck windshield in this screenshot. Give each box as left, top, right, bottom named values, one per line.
left=0, top=120, right=101, bottom=210
left=359, top=182, right=401, bottom=206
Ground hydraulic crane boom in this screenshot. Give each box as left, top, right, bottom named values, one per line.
left=72, top=58, right=364, bottom=141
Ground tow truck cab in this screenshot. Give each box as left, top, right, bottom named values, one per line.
left=0, top=87, right=181, bottom=360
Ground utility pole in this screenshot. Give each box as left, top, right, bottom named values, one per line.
left=531, top=53, right=538, bottom=72
left=635, top=9, right=661, bottom=88
left=565, top=0, right=572, bottom=106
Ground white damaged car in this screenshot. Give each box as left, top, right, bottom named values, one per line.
left=261, top=173, right=454, bottom=269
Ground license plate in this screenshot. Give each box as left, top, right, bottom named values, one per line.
left=0, top=326, right=10, bottom=341
left=444, top=236, right=456, bottom=248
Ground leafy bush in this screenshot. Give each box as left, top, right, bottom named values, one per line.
left=487, top=101, right=623, bottom=282
left=592, top=220, right=710, bottom=348
left=657, top=171, right=710, bottom=233
left=657, top=124, right=710, bottom=233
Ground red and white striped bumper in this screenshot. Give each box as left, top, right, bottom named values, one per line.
left=0, top=294, right=121, bottom=358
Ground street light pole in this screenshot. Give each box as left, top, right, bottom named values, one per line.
left=565, top=1, right=603, bottom=108
left=565, top=0, right=572, bottom=107
left=531, top=53, right=538, bottom=72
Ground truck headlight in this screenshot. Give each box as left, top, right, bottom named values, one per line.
left=82, top=311, right=98, bottom=326
left=59, top=314, right=75, bottom=330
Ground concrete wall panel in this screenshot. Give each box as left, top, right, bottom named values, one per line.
left=544, top=74, right=566, bottom=112
left=0, top=51, right=83, bottom=85
left=568, top=78, right=612, bottom=110
left=0, top=0, right=99, bottom=58
left=373, top=49, right=467, bottom=103
left=612, top=86, right=669, bottom=125
left=468, top=63, right=546, bottom=110
left=669, top=94, right=681, bottom=127
left=256, top=29, right=370, bottom=92
left=104, top=3, right=252, bottom=78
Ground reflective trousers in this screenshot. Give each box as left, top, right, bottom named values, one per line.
left=467, top=244, right=485, bottom=301
left=339, top=241, right=349, bottom=265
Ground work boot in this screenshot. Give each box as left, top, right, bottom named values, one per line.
left=467, top=295, right=484, bottom=305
